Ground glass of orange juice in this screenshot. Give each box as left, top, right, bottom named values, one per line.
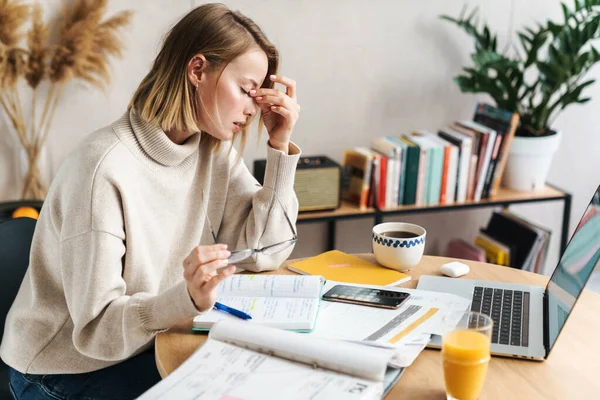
left=442, top=311, right=493, bottom=400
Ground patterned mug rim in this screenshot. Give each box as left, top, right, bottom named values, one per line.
left=372, top=232, right=426, bottom=249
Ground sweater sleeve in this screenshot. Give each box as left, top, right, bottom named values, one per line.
left=216, top=142, right=301, bottom=272
left=59, top=231, right=200, bottom=361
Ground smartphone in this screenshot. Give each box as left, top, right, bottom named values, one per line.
left=322, top=285, right=411, bottom=309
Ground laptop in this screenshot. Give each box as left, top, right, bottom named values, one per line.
left=418, top=185, right=600, bottom=360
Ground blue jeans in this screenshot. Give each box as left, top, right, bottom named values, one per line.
left=8, top=349, right=161, bottom=400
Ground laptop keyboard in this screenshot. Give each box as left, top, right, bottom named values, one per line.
left=471, top=287, right=530, bottom=347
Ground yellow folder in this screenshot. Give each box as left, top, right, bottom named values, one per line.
left=287, top=250, right=411, bottom=286
left=474, top=234, right=510, bottom=266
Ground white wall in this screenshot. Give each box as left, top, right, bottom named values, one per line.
left=1, top=0, right=599, bottom=276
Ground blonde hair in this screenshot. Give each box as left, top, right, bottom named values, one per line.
left=129, top=3, right=279, bottom=150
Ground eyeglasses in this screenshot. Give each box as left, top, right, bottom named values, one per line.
left=201, top=189, right=298, bottom=264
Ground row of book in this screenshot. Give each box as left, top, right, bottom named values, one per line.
left=341, top=103, right=520, bottom=209
left=447, top=210, right=551, bottom=273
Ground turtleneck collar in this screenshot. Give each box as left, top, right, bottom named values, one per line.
left=120, top=108, right=201, bottom=167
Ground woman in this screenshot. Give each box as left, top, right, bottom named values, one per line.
left=1, top=4, right=301, bottom=399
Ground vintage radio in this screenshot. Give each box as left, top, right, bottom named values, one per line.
left=253, top=156, right=341, bottom=212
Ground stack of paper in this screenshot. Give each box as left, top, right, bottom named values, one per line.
left=309, top=281, right=471, bottom=367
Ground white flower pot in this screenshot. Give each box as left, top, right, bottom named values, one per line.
left=502, top=131, right=561, bottom=191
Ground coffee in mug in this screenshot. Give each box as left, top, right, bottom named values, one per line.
left=372, top=222, right=426, bottom=272
left=380, top=231, right=419, bottom=239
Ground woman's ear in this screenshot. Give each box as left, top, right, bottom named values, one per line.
left=187, top=54, right=207, bottom=88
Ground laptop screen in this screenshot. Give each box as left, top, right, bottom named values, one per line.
left=546, top=186, right=600, bottom=352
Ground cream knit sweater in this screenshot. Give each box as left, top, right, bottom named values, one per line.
left=0, top=109, right=300, bottom=374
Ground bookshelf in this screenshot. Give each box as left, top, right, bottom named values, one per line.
left=298, top=183, right=572, bottom=254
left=1, top=184, right=571, bottom=257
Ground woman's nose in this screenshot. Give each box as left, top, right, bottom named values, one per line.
left=245, top=101, right=257, bottom=117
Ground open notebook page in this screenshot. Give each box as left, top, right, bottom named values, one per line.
left=216, top=275, right=323, bottom=298
left=211, top=319, right=394, bottom=382
left=193, top=275, right=324, bottom=330
left=193, top=295, right=320, bottom=330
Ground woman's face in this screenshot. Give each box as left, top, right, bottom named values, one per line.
left=197, top=48, right=268, bottom=141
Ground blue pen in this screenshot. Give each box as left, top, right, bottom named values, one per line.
left=214, top=302, right=252, bottom=320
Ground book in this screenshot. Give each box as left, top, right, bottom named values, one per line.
left=140, top=320, right=404, bottom=400
left=398, top=136, right=420, bottom=205
left=402, top=133, right=428, bottom=205
left=474, top=232, right=512, bottom=266
left=341, top=149, right=372, bottom=209
left=360, top=148, right=380, bottom=209
left=456, top=120, right=496, bottom=201
left=472, top=103, right=520, bottom=198
left=376, top=152, right=388, bottom=209
left=450, top=122, right=481, bottom=201
left=192, top=275, right=324, bottom=332
left=420, top=132, right=459, bottom=205
left=445, top=239, right=486, bottom=262
left=496, top=210, right=550, bottom=272
left=405, top=132, right=443, bottom=206
left=483, top=211, right=542, bottom=269
left=438, top=128, right=473, bottom=203
left=371, top=138, right=402, bottom=208
left=385, top=136, right=410, bottom=205
left=287, top=250, right=411, bottom=286
left=355, top=147, right=378, bottom=208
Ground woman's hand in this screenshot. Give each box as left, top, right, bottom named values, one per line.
left=183, top=244, right=235, bottom=312
left=250, top=75, right=300, bottom=153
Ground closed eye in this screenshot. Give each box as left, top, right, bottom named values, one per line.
left=240, top=87, right=251, bottom=97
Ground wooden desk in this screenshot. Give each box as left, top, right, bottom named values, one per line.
left=155, top=255, right=600, bottom=399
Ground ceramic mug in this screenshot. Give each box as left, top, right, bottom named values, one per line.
left=372, top=222, right=426, bottom=272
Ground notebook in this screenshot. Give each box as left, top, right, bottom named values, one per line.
left=483, top=211, right=542, bottom=269
left=445, top=238, right=486, bottom=262
left=140, top=320, right=404, bottom=400
left=474, top=231, right=512, bottom=266
left=192, top=274, right=324, bottom=332
left=287, top=250, right=411, bottom=286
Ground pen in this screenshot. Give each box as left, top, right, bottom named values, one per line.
left=213, top=302, right=252, bottom=320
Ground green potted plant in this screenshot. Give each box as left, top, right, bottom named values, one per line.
left=442, top=1, right=600, bottom=191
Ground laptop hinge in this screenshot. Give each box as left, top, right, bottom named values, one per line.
left=543, top=291, right=549, bottom=356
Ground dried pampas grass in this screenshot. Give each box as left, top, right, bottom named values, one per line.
left=0, top=0, right=132, bottom=200
left=0, top=0, right=29, bottom=47
left=25, top=3, right=46, bottom=89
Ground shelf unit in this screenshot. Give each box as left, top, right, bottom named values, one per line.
left=1, top=184, right=572, bottom=258
left=298, top=184, right=572, bottom=254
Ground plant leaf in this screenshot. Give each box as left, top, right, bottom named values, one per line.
left=560, top=79, right=596, bottom=108
left=592, top=45, right=600, bottom=62
left=562, top=3, right=572, bottom=24
left=537, top=61, right=559, bottom=82
left=524, top=30, right=548, bottom=67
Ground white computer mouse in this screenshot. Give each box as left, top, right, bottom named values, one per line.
left=440, top=261, right=470, bottom=278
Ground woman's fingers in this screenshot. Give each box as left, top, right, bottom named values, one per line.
left=255, top=94, right=299, bottom=111
left=192, top=258, right=228, bottom=286
left=269, top=105, right=294, bottom=119
left=270, top=74, right=296, bottom=100
left=251, top=88, right=281, bottom=97
left=202, top=266, right=236, bottom=292
left=183, top=245, right=229, bottom=283
left=183, top=244, right=229, bottom=272
left=183, top=244, right=227, bottom=266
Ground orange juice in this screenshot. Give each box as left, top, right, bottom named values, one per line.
left=442, top=329, right=491, bottom=400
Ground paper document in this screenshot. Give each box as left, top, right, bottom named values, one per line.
left=139, top=340, right=383, bottom=400
left=139, top=320, right=401, bottom=400
left=312, top=281, right=470, bottom=340
left=346, top=333, right=432, bottom=368
left=310, top=281, right=470, bottom=366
